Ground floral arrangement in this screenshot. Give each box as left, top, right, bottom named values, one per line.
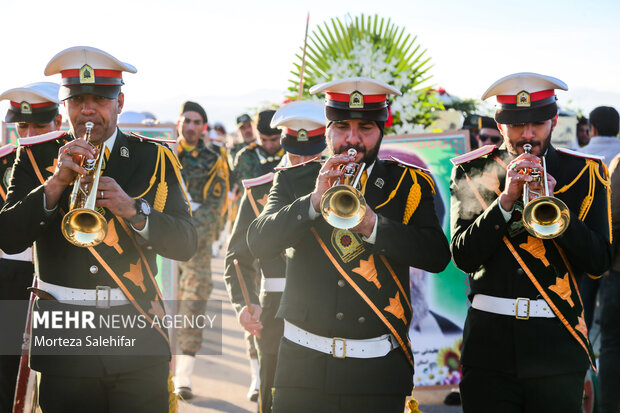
left=414, top=338, right=463, bottom=386
left=288, top=14, right=444, bottom=134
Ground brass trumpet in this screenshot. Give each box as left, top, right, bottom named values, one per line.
left=521, top=143, right=570, bottom=239
left=61, top=121, right=108, bottom=247
left=320, top=149, right=367, bottom=229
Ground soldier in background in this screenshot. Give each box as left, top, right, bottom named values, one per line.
left=0, top=82, right=62, bottom=413
left=230, top=113, right=256, bottom=162
left=233, top=109, right=284, bottom=182
left=174, top=101, right=226, bottom=400
left=224, top=100, right=326, bottom=412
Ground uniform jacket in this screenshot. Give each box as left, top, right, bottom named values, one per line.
left=0, top=129, right=197, bottom=376
left=248, top=158, right=450, bottom=395
left=223, top=171, right=287, bottom=352
left=450, top=144, right=612, bottom=378
left=233, top=142, right=284, bottom=183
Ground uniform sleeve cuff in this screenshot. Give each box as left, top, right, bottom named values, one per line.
left=131, top=217, right=150, bottom=240
left=361, top=217, right=378, bottom=244
left=498, top=201, right=513, bottom=223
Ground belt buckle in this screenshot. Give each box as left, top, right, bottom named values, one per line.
left=96, top=286, right=111, bottom=309
left=332, top=337, right=346, bottom=359
left=515, top=297, right=530, bottom=320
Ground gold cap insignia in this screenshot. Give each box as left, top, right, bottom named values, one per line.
left=120, top=146, right=129, bottom=158
left=79, top=64, right=95, bottom=84
left=349, top=91, right=364, bottom=109
left=297, top=129, right=308, bottom=142
left=516, top=90, right=531, bottom=107
left=20, top=101, right=32, bottom=114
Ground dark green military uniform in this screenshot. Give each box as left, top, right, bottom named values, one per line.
left=233, top=142, right=285, bottom=184
left=176, top=139, right=226, bottom=354
left=450, top=144, right=612, bottom=412
left=247, top=157, right=451, bottom=413
left=230, top=141, right=250, bottom=165
left=0, top=129, right=196, bottom=411
left=224, top=168, right=295, bottom=413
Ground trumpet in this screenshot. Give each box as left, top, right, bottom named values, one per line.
left=320, top=148, right=367, bottom=229
left=61, top=121, right=108, bottom=247
left=521, top=143, right=570, bottom=239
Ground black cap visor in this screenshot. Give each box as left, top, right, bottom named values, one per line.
left=60, top=84, right=121, bottom=100
left=281, top=134, right=326, bottom=156
left=495, top=103, right=558, bottom=125
left=5, top=107, right=59, bottom=123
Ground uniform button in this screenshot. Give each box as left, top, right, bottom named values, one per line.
left=336, top=312, right=344, bottom=320
left=146, top=246, right=153, bottom=250
left=39, top=221, right=45, bottom=226
left=516, top=268, right=525, bottom=276
left=358, top=316, right=366, bottom=323
left=338, top=280, right=345, bottom=287
left=297, top=214, right=302, bottom=221
left=89, top=265, right=99, bottom=274
left=494, top=224, right=500, bottom=230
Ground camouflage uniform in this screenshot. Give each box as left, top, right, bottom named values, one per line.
left=177, top=139, right=227, bottom=354
left=229, top=141, right=249, bottom=166
left=233, top=142, right=285, bottom=184
left=206, top=142, right=232, bottom=237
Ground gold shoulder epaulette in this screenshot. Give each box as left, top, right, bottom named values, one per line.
left=0, top=144, right=16, bottom=159
left=450, top=145, right=496, bottom=166
left=275, top=157, right=320, bottom=171
left=242, top=172, right=275, bottom=189
left=18, top=131, right=66, bottom=147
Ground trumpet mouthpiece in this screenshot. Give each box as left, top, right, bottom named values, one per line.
left=347, top=148, right=357, bottom=157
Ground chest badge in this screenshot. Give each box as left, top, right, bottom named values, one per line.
left=120, top=146, right=129, bottom=158
left=374, top=177, right=384, bottom=188
left=330, top=228, right=365, bottom=263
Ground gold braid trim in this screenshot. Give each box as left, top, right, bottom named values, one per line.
left=161, top=146, right=192, bottom=216
left=403, top=169, right=421, bottom=224
left=201, top=162, right=219, bottom=201
left=154, top=147, right=168, bottom=212
left=375, top=169, right=408, bottom=210
left=134, top=145, right=162, bottom=199
left=595, top=161, right=613, bottom=243
left=555, top=163, right=590, bottom=194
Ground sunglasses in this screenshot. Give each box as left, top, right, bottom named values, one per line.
left=479, top=134, right=502, bottom=144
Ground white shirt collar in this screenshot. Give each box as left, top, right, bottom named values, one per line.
left=103, top=128, right=118, bottom=154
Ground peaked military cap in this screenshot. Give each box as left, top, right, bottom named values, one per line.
left=309, top=76, right=401, bottom=122
left=44, top=46, right=137, bottom=100
left=236, top=113, right=252, bottom=126
left=481, top=72, right=567, bottom=124
left=271, top=100, right=326, bottom=156
left=0, top=82, right=60, bottom=123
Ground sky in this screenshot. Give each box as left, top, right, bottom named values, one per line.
left=1, top=0, right=619, bottom=131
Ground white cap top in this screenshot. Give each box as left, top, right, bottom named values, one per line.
left=44, top=46, right=137, bottom=76
left=309, top=76, right=401, bottom=96
left=481, top=72, right=567, bottom=100
left=270, top=100, right=325, bottom=130
left=0, top=82, right=60, bottom=104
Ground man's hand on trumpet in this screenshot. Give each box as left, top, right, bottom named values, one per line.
left=43, top=140, right=98, bottom=210
left=310, top=152, right=354, bottom=212
left=500, top=153, right=556, bottom=211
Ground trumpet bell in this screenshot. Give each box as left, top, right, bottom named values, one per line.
left=61, top=208, right=108, bottom=247
left=321, top=185, right=366, bottom=230
left=522, top=196, right=570, bottom=239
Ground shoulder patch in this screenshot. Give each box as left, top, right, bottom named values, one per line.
left=128, top=131, right=176, bottom=145
left=275, top=157, right=320, bottom=171
left=388, top=156, right=432, bottom=174
left=450, top=145, right=496, bottom=166
left=18, top=130, right=66, bottom=147
left=556, top=147, right=605, bottom=162
left=242, top=172, right=275, bottom=189
left=0, top=144, right=16, bottom=159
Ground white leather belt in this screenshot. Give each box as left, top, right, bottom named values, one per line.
left=472, top=294, right=555, bottom=319
left=1, top=248, right=33, bottom=262
left=283, top=320, right=398, bottom=359
left=260, top=277, right=286, bottom=293
left=37, top=280, right=129, bottom=308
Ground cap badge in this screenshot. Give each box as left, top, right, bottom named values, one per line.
left=120, top=146, right=129, bottom=158
left=297, top=129, right=308, bottom=142
left=349, top=91, right=364, bottom=109
left=20, top=101, right=32, bottom=114
left=516, top=90, right=531, bottom=108
left=79, top=64, right=95, bottom=84
left=375, top=178, right=384, bottom=188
